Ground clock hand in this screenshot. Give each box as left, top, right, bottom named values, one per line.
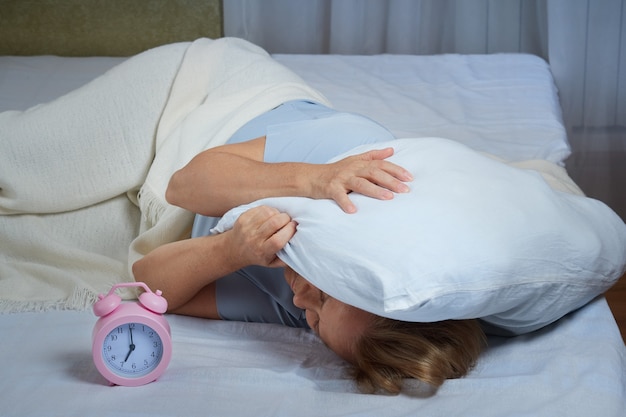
left=124, top=325, right=136, bottom=362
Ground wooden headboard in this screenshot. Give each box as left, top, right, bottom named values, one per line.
left=0, top=0, right=223, bottom=56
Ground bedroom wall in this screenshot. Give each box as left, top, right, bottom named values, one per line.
left=0, top=0, right=223, bottom=56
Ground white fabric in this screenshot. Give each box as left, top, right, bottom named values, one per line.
left=0, top=56, right=123, bottom=112
left=0, top=297, right=624, bottom=417
left=0, top=37, right=328, bottom=312
left=274, top=53, right=570, bottom=164
left=224, top=0, right=549, bottom=56
left=214, top=138, right=626, bottom=334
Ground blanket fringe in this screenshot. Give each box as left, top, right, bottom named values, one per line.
left=0, top=288, right=98, bottom=314
left=137, top=185, right=166, bottom=229
left=0, top=283, right=137, bottom=314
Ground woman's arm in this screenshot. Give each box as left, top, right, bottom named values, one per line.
left=132, top=205, right=296, bottom=312
left=166, top=136, right=413, bottom=217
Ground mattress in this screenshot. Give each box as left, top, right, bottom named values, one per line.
left=1, top=52, right=624, bottom=417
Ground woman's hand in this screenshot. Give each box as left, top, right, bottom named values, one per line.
left=223, top=205, right=296, bottom=269
left=311, top=147, right=413, bottom=213
left=132, top=205, right=294, bottom=312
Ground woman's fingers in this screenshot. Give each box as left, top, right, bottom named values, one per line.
left=233, top=206, right=296, bottom=267
left=327, top=148, right=413, bottom=212
left=349, top=161, right=411, bottom=196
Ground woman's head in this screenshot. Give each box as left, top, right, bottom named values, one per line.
left=284, top=266, right=376, bottom=361
left=284, top=267, right=487, bottom=394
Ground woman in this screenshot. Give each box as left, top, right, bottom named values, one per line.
left=133, top=100, right=486, bottom=394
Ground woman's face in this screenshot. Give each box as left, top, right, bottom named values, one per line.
left=284, top=267, right=375, bottom=362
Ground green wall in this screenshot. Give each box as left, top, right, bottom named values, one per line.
left=0, top=0, right=223, bottom=56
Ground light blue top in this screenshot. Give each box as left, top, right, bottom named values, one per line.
left=191, top=100, right=394, bottom=327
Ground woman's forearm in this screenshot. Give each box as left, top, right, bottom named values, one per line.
left=132, top=233, right=238, bottom=311
left=167, top=150, right=318, bottom=217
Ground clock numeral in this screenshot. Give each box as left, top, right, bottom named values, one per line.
left=101, top=323, right=165, bottom=376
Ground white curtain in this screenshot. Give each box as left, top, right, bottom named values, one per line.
left=224, top=0, right=626, bottom=147
left=224, top=0, right=547, bottom=55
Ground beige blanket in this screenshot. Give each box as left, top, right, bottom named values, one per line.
left=0, top=37, right=329, bottom=312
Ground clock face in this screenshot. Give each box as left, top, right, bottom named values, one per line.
left=101, top=322, right=164, bottom=378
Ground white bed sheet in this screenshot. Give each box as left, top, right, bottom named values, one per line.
left=1, top=52, right=624, bottom=417
left=275, top=53, right=571, bottom=165
left=0, top=299, right=624, bottom=417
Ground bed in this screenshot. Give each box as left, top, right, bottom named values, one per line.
left=1, top=4, right=626, bottom=417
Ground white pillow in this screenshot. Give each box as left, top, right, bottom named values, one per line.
left=214, top=138, right=626, bottom=334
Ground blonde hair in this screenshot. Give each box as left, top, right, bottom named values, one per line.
left=351, top=317, right=486, bottom=394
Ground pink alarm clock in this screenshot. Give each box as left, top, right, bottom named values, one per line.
left=92, top=282, right=172, bottom=387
